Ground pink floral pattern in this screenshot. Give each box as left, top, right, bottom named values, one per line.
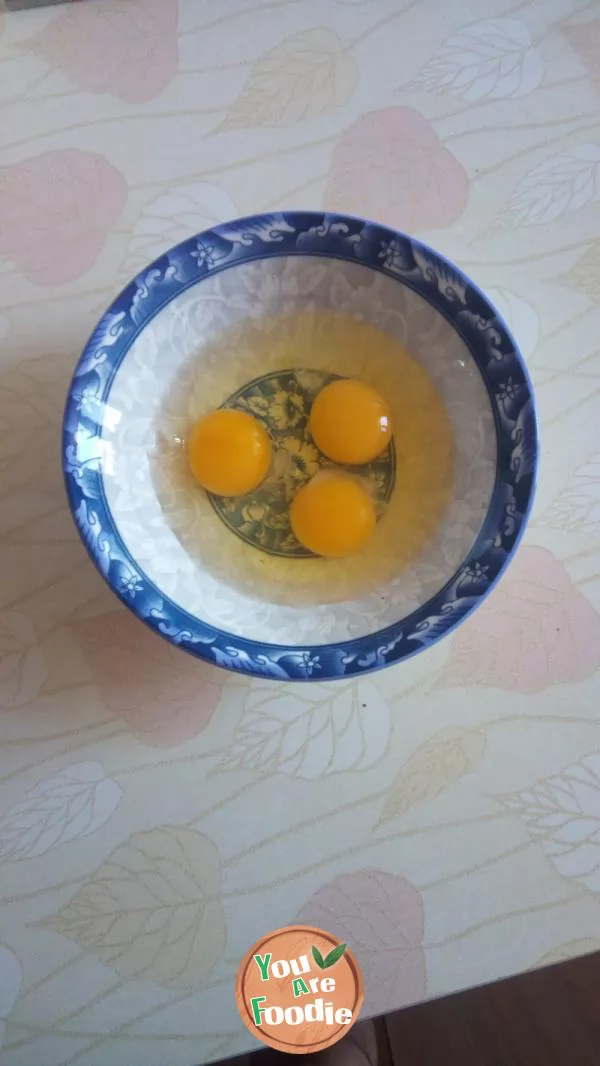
left=0, top=149, right=127, bottom=286
left=297, top=869, right=426, bottom=1014
left=70, top=610, right=222, bottom=747
left=324, top=107, right=468, bottom=232
left=22, top=0, right=179, bottom=104
left=563, top=20, right=600, bottom=90
left=438, top=546, right=600, bottom=694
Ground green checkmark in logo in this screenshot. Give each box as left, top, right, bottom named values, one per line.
left=312, top=943, right=347, bottom=970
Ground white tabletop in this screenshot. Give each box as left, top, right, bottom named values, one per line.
left=2, top=0, right=600, bottom=1064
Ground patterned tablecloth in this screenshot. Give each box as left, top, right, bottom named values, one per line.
left=2, top=0, right=600, bottom=1063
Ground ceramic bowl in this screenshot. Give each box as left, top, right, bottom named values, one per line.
left=63, top=211, right=537, bottom=681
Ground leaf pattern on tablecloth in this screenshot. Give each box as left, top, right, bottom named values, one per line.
left=297, top=870, right=425, bottom=1014
left=534, top=453, right=600, bottom=536
left=0, top=945, right=22, bottom=1052
left=0, top=763, right=121, bottom=861
left=221, top=679, right=390, bottom=778
left=502, top=754, right=600, bottom=891
left=120, top=183, right=236, bottom=283
left=217, top=28, right=357, bottom=131
left=436, top=546, right=600, bottom=694
left=563, top=19, right=600, bottom=90
left=0, top=350, right=70, bottom=439
left=21, top=0, right=179, bottom=104
left=484, top=287, right=540, bottom=360
left=324, top=107, right=468, bottom=231
left=378, top=727, right=486, bottom=826
left=39, top=827, right=225, bottom=987
left=490, top=144, right=600, bottom=231
left=558, top=242, right=600, bottom=304
left=0, top=611, right=46, bottom=710
left=70, top=610, right=231, bottom=748
left=410, top=18, right=544, bottom=100
left=537, top=938, right=600, bottom=968
left=0, top=149, right=127, bottom=285
left=0, top=351, right=76, bottom=584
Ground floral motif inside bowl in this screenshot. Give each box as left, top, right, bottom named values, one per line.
left=63, top=212, right=537, bottom=681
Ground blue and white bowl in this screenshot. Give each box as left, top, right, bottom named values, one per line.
left=63, top=212, right=537, bottom=681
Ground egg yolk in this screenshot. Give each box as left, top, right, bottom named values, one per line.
left=309, top=378, right=392, bottom=465
left=187, top=409, right=271, bottom=496
left=290, top=473, right=376, bottom=558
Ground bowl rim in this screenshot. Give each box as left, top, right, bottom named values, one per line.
left=63, top=210, right=538, bottom=681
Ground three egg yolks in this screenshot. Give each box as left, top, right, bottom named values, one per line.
left=290, top=473, right=376, bottom=558
left=187, top=380, right=391, bottom=557
left=309, top=378, right=392, bottom=465
left=187, top=408, right=272, bottom=496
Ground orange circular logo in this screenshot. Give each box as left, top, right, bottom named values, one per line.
left=236, top=924, right=364, bottom=1054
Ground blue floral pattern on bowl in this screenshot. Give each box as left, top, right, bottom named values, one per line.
left=62, top=211, right=538, bottom=681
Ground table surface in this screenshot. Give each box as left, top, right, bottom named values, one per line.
left=2, top=0, right=600, bottom=1064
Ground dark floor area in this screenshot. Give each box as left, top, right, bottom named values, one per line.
left=240, top=951, right=600, bottom=1066
left=379, top=951, right=600, bottom=1065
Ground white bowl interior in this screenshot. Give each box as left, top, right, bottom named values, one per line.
left=102, top=256, right=496, bottom=645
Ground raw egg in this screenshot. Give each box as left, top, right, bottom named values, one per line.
left=290, top=472, right=376, bottom=558
left=187, top=408, right=271, bottom=496
left=309, top=378, right=392, bottom=465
